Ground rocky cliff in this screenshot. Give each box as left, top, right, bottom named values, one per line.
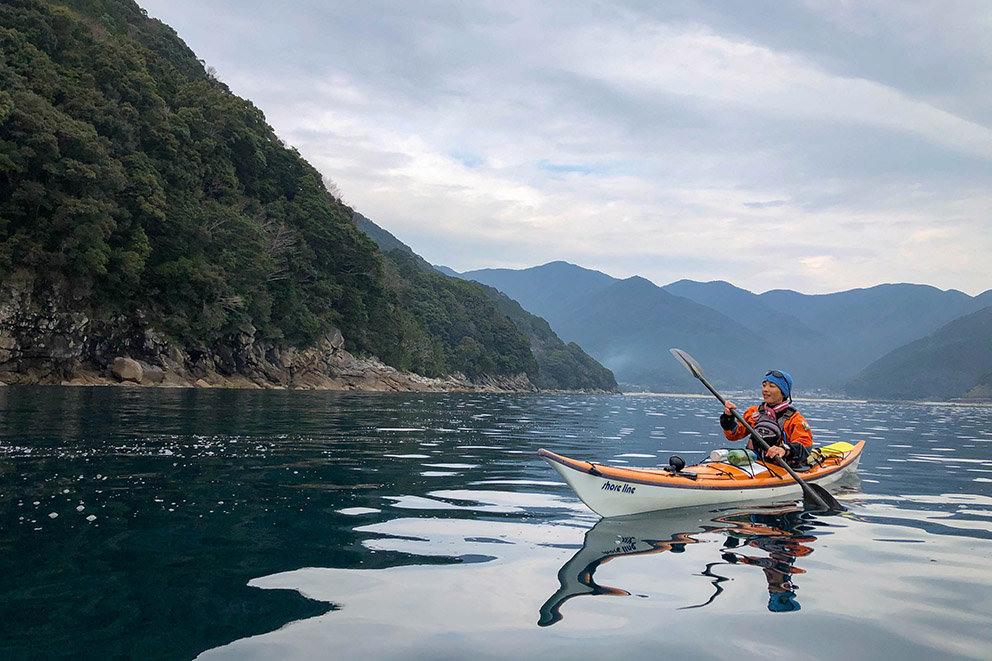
left=0, top=274, right=536, bottom=392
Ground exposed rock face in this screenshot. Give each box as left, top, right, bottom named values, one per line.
left=0, top=276, right=538, bottom=392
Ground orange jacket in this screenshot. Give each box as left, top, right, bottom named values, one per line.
left=723, top=405, right=813, bottom=447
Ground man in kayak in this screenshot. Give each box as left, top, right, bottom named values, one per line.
left=720, top=370, right=812, bottom=466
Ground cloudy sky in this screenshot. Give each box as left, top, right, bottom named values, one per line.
left=139, top=0, right=991, bottom=295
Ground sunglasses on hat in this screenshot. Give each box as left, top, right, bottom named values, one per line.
left=765, top=370, right=785, bottom=379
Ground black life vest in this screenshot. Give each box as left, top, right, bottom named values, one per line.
left=752, top=405, right=795, bottom=446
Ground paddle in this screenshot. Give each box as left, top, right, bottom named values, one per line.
left=669, top=348, right=844, bottom=512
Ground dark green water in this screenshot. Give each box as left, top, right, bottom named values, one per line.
left=1, top=388, right=990, bottom=660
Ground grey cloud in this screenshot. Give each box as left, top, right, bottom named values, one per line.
left=138, top=0, right=992, bottom=295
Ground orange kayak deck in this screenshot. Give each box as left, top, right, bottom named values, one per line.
left=538, top=440, right=865, bottom=491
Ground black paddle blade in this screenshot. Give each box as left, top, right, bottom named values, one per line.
left=669, top=348, right=704, bottom=379
left=804, top=483, right=846, bottom=512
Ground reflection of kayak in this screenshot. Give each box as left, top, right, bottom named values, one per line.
left=539, top=441, right=864, bottom=517
left=539, top=504, right=812, bottom=626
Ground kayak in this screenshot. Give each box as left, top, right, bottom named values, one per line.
left=539, top=441, right=864, bottom=517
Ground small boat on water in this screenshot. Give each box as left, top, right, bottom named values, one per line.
left=539, top=441, right=865, bottom=517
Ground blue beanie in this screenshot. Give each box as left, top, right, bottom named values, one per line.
left=763, top=370, right=793, bottom=400
left=768, top=590, right=801, bottom=612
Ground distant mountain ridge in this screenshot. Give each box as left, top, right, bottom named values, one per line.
left=460, top=262, right=992, bottom=398
left=463, top=262, right=617, bottom=325
left=462, top=264, right=780, bottom=391
left=846, top=305, right=992, bottom=400
left=551, top=275, right=775, bottom=392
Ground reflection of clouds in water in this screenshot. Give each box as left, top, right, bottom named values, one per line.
left=220, top=501, right=992, bottom=660
left=359, top=517, right=590, bottom=557
left=229, top=520, right=592, bottom=658
left=336, top=507, right=380, bottom=516
left=384, top=489, right=589, bottom=515
left=821, top=503, right=992, bottom=659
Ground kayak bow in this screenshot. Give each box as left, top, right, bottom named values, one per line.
left=539, top=441, right=864, bottom=517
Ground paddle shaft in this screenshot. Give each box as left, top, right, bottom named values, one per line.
left=691, top=372, right=830, bottom=510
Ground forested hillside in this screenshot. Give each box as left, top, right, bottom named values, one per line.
left=0, top=0, right=613, bottom=390
left=476, top=282, right=617, bottom=392
left=1, top=0, right=392, bottom=350
left=355, top=217, right=617, bottom=392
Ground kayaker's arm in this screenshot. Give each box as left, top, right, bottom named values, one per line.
left=721, top=403, right=757, bottom=441
left=783, top=413, right=814, bottom=447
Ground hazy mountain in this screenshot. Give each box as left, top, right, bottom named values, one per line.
left=464, top=263, right=779, bottom=391
left=846, top=306, right=992, bottom=400
left=550, top=276, right=777, bottom=391
left=662, top=280, right=992, bottom=388
left=663, top=279, right=821, bottom=341
left=756, top=284, right=991, bottom=384
left=462, top=262, right=617, bottom=329
left=560, top=277, right=772, bottom=392
left=760, top=284, right=984, bottom=345
left=433, top=265, right=460, bottom=278
left=663, top=279, right=833, bottom=384
left=464, top=262, right=992, bottom=397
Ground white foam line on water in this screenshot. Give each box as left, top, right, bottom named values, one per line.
left=422, top=463, right=478, bottom=469
left=911, top=455, right=990, bottom=464
left=468, top=479, right=562, bottom=486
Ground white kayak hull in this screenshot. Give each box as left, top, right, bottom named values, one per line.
left=539, top=443, right=863, bottom=518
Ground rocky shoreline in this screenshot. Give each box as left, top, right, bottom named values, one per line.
left=0, top=282, right=539, bottom=393
left=0, top=344, right=539, bottom=392
left=0, top=335, right=541, bottom=393
left=0, top=328, right=540, bottom=392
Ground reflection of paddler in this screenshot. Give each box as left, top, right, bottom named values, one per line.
left=538, top=505, right=815, bottom=625
left=720, top=516, right=816, bottom=613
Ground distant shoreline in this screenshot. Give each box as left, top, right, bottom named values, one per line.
left=622, top=392, right=992, bottom=406
left=0, top=381, right=984, bottom=404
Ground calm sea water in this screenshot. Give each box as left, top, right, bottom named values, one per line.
left=1, top=388, right=990, bottom=660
